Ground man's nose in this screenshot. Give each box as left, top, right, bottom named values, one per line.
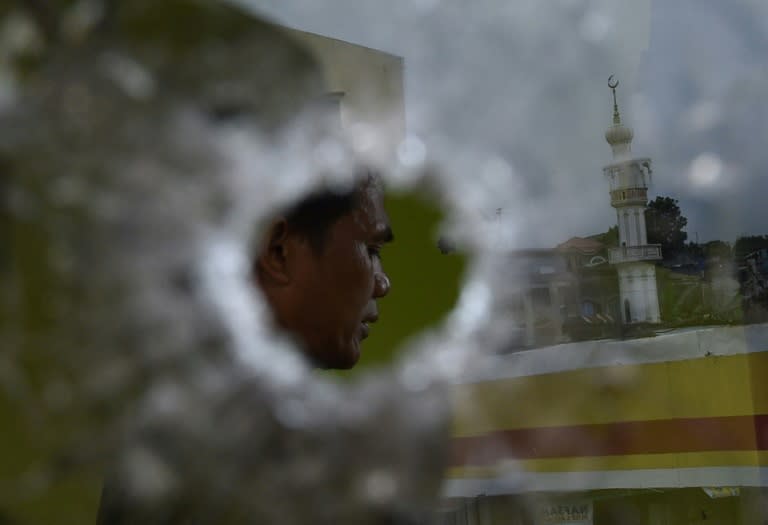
left=373, top=271, right=391, bottom=299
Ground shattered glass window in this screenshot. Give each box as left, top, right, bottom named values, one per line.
left=2, top=0, right=768, bottom=523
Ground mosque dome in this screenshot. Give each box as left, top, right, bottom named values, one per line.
left=605, top=123, right=634, bottom=146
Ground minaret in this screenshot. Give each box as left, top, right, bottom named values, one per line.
left=603, top=76, right=662, bottom=324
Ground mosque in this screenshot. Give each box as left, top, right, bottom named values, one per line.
left=501, top=79, right=664, bottom=350
left=602, top=77, right=661, bottom=325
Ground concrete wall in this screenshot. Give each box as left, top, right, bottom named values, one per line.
left=286, top=28, right=406, bottom=162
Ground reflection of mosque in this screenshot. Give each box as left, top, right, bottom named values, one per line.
left=509, top=81, right=662, bottom=349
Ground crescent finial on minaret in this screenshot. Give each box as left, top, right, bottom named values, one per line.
left=605, top=75, right=633, bottom=149
left=608, top=75, right=621, bottom=125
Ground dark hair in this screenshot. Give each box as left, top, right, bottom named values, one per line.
left=283, top=186, right=359, bottom=253
left=282, top=170, right=380, bottom=252
left=285, top=167, right=383, bottom=253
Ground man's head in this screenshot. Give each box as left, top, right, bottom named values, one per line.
left=254, top=174, right=393, bottom=369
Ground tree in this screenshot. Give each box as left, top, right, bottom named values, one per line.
left=645, top=196, right=688, bottom=258
left=591, top=225, right=618, bottom=247
left=703, top=240, right=732, bottom=260
left=733, top=235, right=768, bottom=260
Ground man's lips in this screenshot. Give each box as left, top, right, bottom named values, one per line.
left=359, top=322, right=370, bottom=340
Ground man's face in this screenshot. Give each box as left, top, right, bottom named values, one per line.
left=279, top=181, right=393, bottom=369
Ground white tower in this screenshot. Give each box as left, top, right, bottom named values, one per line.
left=604, top=77, right=662, bottom=324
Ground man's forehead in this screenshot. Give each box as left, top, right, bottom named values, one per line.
left=353, top=180, right=392, bottom=239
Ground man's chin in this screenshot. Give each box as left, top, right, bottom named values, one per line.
left=332, top=344, right=361, bottom=370
left=312, top=341, right=361, bottom=370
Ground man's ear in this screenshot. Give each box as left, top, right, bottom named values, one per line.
left=255, top=218, right=292, bottom=286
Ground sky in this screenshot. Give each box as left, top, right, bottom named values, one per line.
left=241, top=0, right=768, bottom=248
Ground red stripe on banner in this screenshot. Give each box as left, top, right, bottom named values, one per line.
left=452, top=414, right=768, bottom=466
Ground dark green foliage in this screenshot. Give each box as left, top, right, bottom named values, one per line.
left=703, top=240, right=732, bottom=260
left=645, top=196, right=688, bottom=258
left=591, top=225, right=619, bottom=248
left=733, top=235, right=768, bottom=260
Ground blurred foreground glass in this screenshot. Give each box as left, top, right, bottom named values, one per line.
left=0, top=2, right=466, bottom=523
left=3, top=0, right=768, bottom=524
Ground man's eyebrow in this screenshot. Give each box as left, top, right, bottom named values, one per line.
left=373, top=225, right=394, bottom=243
